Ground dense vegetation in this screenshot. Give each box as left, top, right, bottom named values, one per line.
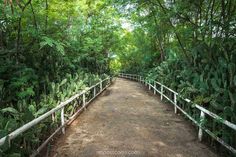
left=0, top=0, right=121, bottom=156
left=114, top=0, right=236, bottom=156
left=0, top=0, right=236, bottom=156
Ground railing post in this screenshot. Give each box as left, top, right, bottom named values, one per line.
left=148, top=81, right=151, bottom=90
left=161, top=85, right=163, bottom=100
left=93, top=86, right=96, bottom=98
left=198, top=111, right=205, bottom=141
left=154, top=82, right=156, bottom=95
left=61, top=107, right=65, bottom=134
left=174, top=93, right=177, bottom=114
left=83, top=92, right=86, bottom=110
left=100, top=81, right=102, bottom=92
left=106, top=79, right=109, bottom=87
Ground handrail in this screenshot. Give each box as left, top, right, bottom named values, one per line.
left=0, top=76, right=113, bottom=156
left=119, top=73, right=236, bottom=154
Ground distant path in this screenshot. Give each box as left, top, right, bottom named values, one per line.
left=50, top=78, right=218, bottom=157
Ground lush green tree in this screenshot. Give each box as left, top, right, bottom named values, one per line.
left=111, top=0, right=236, bottom=155
left=0, top=0, right=123, bottom=156
left=1, top=0, right=236, bottom=156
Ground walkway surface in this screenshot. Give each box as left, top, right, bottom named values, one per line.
left=50, top=78, right=218, bottom=157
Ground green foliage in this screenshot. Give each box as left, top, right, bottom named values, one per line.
left=113, top=0, right=236, bottom=155
left=0, top=0, right=121, bottom=156
left=0, top=71, right=105, bottom=156
left=1, top=0, right=236, bottom=156
left=109, top=58, right=121, bottom=74
left=40, top=36, right=65, bottom=55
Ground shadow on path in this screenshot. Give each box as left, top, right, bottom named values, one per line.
left=49, top=78, right=218, bottom=157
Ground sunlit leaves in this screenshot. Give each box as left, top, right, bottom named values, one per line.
left=40, top=36, right=65, bottom=55
left=0, top=0, right=122, bottom=156
left=1, top=107, right=19, bottom=115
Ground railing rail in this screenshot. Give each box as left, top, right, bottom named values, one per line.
left=0, top=77, right=113, bottom=156
left=119, top=73, right=236, bottom=154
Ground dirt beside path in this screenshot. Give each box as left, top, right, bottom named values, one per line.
left=49, top=78, right=218, bottom=157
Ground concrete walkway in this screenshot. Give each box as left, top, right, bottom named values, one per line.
left=49, top=78, right=218, bottom=157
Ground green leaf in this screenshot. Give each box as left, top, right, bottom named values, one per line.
left=0, top=129, right=8, bottom=138
left=40, top=36, right=54, bottom=49
left=9, top=153, right=21, bottom=157
left=17, top=87, right=35, bottom=99
left=55, top=42, right=65, bottom=55
left=34, top=108, right=48, bottom=117
left=223, top=106, right=234, bottom=117
left=5, top=119, right=18, bottom=132
left=28, top=104, right=36, bottom=114
left=1, top=107, right=19, bottom=114
left=211, top=78, right=220, bottom=91
left=210, top=100, right=224, bottom=111
left=60, top=79, right=67, bottom=86
left=228, top=91, right=236, bottom=105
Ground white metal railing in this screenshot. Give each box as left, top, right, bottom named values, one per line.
left=119, top=73, right=236, bottom=154
left=0, top=77, right=113, bottom=156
